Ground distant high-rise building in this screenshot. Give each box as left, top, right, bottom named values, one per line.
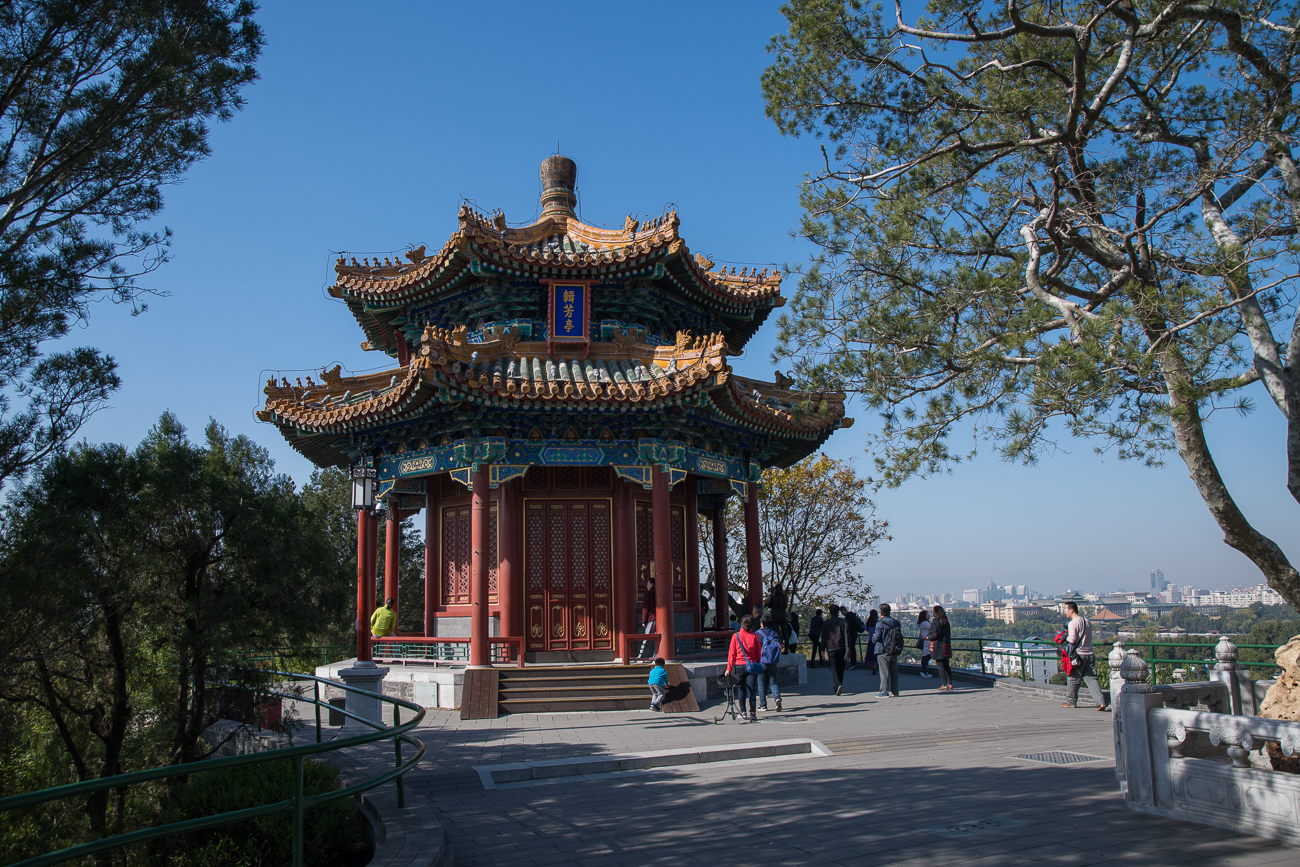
left=963, top=589, right=980, bottom=603
left=1150, top=569, right=1167, bottom=591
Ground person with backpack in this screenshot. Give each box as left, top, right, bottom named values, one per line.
left=873, top=603, right=904, bottom=697
left=757, top=613, right=784, bottom=712
left=726, top=614, right=764, bottom=721
left=1061, top=602, right=1107, bottom=711
left=787, top=612, right=800, bottom=654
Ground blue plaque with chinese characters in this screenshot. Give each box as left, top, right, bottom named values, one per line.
left=550, top=282, right=587, bottom=340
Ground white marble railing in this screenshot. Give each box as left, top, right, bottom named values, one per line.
left=1113, top=637, right=1300, bottom=845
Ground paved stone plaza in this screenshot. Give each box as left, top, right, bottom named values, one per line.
left=348, top=666, right=1300, bottom=866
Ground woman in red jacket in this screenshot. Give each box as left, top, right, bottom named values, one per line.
left=726, top=615, right=763, bottom=721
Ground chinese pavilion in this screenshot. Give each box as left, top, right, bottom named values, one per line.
left=259, top=156, right=850, bottom=667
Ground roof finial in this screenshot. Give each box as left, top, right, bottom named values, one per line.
left=539, top=154, right=577, bottom=219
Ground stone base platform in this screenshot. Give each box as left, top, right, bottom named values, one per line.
left=316, top=653, right=809, bottom=712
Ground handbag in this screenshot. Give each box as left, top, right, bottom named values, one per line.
left=738, top=639, right=763, bottom=675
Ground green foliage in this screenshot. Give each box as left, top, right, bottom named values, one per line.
left=0, top=0, right=262, bottom=491
left=699, top=454, right=889, bottom=613
left=302, top=467, right=425, bottom=634
left=761, top=0, right=1300, bottom=607
left=154, top=758, right=367, bottom=867
left=0, top=413, right=352, bottom=858
left=1048, top=672, right=1068, bottom=686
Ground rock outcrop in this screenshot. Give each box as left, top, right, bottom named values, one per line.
left=1259, top=636, right=1300, bottom=772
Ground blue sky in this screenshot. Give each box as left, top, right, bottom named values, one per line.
left=59, top=1, right=1296, bottom=603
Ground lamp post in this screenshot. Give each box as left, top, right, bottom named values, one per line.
left=340, top=464, right=388, bottom=725
left=350, top=466, right=377, bottom=663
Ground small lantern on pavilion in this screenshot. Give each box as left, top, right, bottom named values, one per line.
left=349, top=465, right=377, bottom=510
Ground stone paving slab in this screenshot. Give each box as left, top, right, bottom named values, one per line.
left=332, top=665, right=1300, bottom=866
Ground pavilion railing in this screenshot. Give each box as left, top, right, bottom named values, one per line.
left=0, top=670, right=426, bottom=867
left=372, top=635, right=525, bottom=666
left=620, top=630, right=733, bottom=663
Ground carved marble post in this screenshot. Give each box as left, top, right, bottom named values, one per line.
left=1109, top=639, right=1127, bottom=790
left=1211, top=636, right=1246, bottom=715
left=1119, top=650, right=1159, bottom=808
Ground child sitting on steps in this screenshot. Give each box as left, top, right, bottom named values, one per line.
left=648, top=657, right=669, bottom=711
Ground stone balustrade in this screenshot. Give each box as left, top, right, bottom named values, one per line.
left=1113, top=636, right=1300, bottom=845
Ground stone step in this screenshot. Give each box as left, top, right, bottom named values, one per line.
left=498, top=694, right=649, bottom=713
left=499, top=675, right=646, bottom=689
left=502, top=665, right=650, bottom=680
left=473, top=738, right=835, bottom=789
left=500, top=685, right=648, bottom=700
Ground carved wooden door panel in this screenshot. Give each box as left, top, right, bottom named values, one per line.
left=634, top=500, right=687, bottom=609
left=440, top=503, right=497, bottom=607
left=524, top=499, right=612, bottom=652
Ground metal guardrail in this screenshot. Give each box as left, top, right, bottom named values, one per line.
left=850, top=633, right=1285, bottom=684
left=0, top=670, right=426, bottom=867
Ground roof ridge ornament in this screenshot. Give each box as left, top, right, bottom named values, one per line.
left=539, top=155, right=578, bottom=219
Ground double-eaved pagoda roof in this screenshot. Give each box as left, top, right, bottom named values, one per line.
left=259, top=156, right=850, bottom=487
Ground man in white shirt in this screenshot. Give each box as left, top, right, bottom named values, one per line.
left=1062, top=602, right=1108, bottom=711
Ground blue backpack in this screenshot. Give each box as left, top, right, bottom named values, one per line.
left=760, top=628, right=782, bottom=664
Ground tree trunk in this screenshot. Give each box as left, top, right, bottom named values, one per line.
left=1154, top=337, right=1300, bottom=608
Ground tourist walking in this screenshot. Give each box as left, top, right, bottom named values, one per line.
left=639, top=578, right=657, bottom=658
left=787, top=612, right=800, bottom=654
left=1061, top=602, right=1108, bottom=711
left=808, top=609, right=825, bottom=666
left=932, top=605, right=954, bottom=690
left=726, top=615, right=764, bottom=721
left=862, top=609, right=879, bottom=675
left=822, top=604, right=848, bottom=696
left=757, top=613, right=784, bottom=711
left=873, top=603, right=903, bottom=697
left=916, top=609, right=933, bottom=677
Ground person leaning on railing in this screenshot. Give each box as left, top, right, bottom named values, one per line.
left=931, top=606, right=954, bottom=691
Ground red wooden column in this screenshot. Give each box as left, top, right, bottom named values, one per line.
left=713, top=503, right=728, bottom=629
left=745, top=481, right=763, bottom=614
left=613, top=478, right=637, bottom=660
left=355, top=508, right=373, bottom=662
left=652, top=466, right=676, bottom=660
left=424, top=483, right=439, bottom=637
left=469, top=467, right=490, bottom=667
left=685, top=474, right=700, bottom=631
left=384, top=503, right=400, bottom=613
left=498, top=479, right=521, bottom=658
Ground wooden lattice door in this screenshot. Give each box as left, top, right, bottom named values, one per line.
left=524, top=499, right=613, bottom=653
left=440, top=502, right=497, bottom=606
left=634, top=500, right=687, bottom=607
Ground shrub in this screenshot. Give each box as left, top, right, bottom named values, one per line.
left=1049, top=672, right=1068, bottom=685
left=154, top=757, right=368, bottom=867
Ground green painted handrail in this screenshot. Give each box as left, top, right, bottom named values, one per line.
left=1, top=670, right=426, bottom=867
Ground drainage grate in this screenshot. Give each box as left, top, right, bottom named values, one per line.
left=1013, top=751, right=1107, bottom=765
